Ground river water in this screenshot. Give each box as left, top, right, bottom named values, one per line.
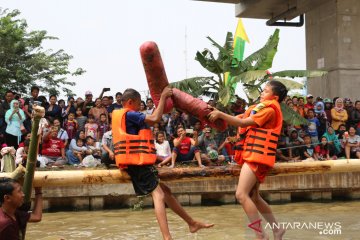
left=27, top=201, right=359, bottom=240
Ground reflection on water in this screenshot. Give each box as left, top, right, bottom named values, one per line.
left=27, top=201, right=359, bottom=240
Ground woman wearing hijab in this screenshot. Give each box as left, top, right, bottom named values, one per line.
left=331, top=98, right=348, bottom=131
left=323, top=126, right=341, bottom=156
left=4, top=100, right=26, bottom=149
left=314, top=101, right=327, bottom=139
left=66, top=130, right=87, bottom=165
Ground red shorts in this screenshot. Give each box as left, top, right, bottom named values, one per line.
left=243, top=161, right=271, bottom=183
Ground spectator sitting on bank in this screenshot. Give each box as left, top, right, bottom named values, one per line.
left=304, top=94, right=315, bottom=117
left=18, top=133, right=31, bottom=148
left=315, top=136, right=334, bottom=160
left=5, top=99, right=26, bottom=149
left=166, top=126, right=204, bottom=168
left=323, top=126, right=341, bottom=157
left=336, top=124, right=347, bottom=140
left=108, top=92, right=123, bottom=118
left=0, top=178, right=42, bottom=239
left=38, top=126, right=67, bottom=167
left=145, top=98, right=156, bottom=115
left=85, top=136, right=101, bottom=160
left=85, top=114, right=99, bottom=141
left=45, top=95, right=61, bottom=123
left=139, top=100, right=147, bottom=114
left=218, top=134, right=236, bottom=163
left=300, top=134, right=316, bottom=161
left=198, top=127, right=225, bottom=165
left=286, top=128, right=304, bottom=161
left=155, top=131, right=172, bottom=167
left=66, top=130, right=87, bottom=165
left=342, top=126, right=360, bottom=159
left=52, top=118, right=69, bottom=148
left=72, top=138, right=86, bottom=163
left=15, top=139, right=41, bottom=167
left=101, top=129, right=115, bottom=168
left=306, top=109, right=320, bottom=144
left=331, top=98, right=348, bottom=131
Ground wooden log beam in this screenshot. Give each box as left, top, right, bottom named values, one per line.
left=1, top=159, right=359, bottom=187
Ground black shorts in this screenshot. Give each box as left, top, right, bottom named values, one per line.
left=126, top=165, right=159, bottom=196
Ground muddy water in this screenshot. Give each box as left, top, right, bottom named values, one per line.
left=27, top=201, right=359, bottom=240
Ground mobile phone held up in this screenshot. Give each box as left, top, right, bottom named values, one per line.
left=185, top=129, right=194, bottom=134
left=103, top=88, right=111, bottom=92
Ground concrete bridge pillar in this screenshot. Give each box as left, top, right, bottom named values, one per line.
left=306, top=0, right=360, bottom=100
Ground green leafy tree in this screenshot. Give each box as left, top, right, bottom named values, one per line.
left=0, top=9, right=85, bottom=97
left=171, top=29, right=326, bottom=125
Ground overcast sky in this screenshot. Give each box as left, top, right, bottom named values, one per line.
left=3, top=0, right=306, bottom=99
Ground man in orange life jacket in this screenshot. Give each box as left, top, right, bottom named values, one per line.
left=112, top=87, right=213, bottom=240
left=208, top=80, right=287, bottom=240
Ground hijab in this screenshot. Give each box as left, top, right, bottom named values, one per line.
left=315, top=102, right=325, bottom=114
left=334, top=98, right=345, bottom=112
left=323, top=126, right=340, bottom=153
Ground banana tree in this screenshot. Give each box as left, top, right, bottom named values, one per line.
left=170, top=29, right=326, bottom=126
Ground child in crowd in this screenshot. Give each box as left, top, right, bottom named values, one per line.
left=63, top=112, right=78, bottom=140
left=315, top=136, right=331, bottom=160
left=85, top=114, right=98, bottom=141
left=306, top=109, right=320, bottom=143
left=98, top=113, right=109, bottom=142
left=72, top=138, right=86, bottom=162
left=75, top=107, right=87, bottom=131
left=155, top=131, right=172, bottom=167
left=301, top=134, right=316, bottom=160
left=85, top=136, right=101, bottom=160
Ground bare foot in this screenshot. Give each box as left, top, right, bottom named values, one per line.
left=157, top=163, right=162, bottom=168
left=254, top=232, right=269, bottom=240
left=273, top=228, right=286, bottom=240
left=168, top=164, right=174, bottom=168
left=189, top=221, right=214, bottom=233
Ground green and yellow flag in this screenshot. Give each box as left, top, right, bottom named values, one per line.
left=224, top=19, right=250, bottom=87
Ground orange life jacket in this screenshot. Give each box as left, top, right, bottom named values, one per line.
left=112, top=108, right=156, bottom=167
left=234, top=100, right=283, bottom=168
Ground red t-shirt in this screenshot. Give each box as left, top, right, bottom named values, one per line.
left=224, top=142, right=235, bottom=156
left=178, top=137, right=192, bottom=155
left=315, top=145, right=329, bottom=158
left=0, top=209, right=30, bottom=240
left=41, top=138, right=65, bottom=157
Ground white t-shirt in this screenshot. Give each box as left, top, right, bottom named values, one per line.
left=155, top=140, right=171, bottom=157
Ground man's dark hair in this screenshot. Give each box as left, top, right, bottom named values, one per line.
left=146, top=98, right=153, bottom=103
left=109, top=96, right=114, bottom=101
left=0, top=178, right=17, bottom=205
left=58, top=99, right=65, bottom=105
left=121, top=88, right=141, bottom=103
left=355, top=100, right=360, bottom=106
left=292, top=96, right=298, bottom=100
left=115, top=92, right=122, bottom=97
left=31, top=86, right=40, bottom=93
left=49, top=94, right=57, bottom=100
left=307, top=108, right=315, bottom=114
left=5, top=90, right=13, bottom=96
left=267, top=80, right=288, bottom=102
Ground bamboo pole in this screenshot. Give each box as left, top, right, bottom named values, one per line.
left=0, top=159, right=358, bottom=187
left=22, top=106, right=45, bottom=203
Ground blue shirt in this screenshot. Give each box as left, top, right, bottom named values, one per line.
left=125, top=111, right=147, bottom=135
left=307, top=118, right=320, bottom=137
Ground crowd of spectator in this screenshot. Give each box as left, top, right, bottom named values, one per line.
left=0, top=86, right=359, bottom=171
